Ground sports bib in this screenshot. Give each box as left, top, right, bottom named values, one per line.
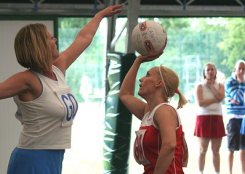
left=55, top=88, right=78, bottom=127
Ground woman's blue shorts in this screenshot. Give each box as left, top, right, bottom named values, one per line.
left=7, top=148, right=65, bottom=174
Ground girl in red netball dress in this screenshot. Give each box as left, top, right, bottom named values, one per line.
left=119, top=54, right=188, bottom=174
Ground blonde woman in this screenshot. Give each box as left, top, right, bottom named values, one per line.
left=119, top=54, right=188, bottom=174
left=0, top=4, right=123, bottom=174
left=194, top=63, right=226, bottom=174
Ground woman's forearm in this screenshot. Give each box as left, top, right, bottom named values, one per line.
left=119, top=57, right=142, bottom=97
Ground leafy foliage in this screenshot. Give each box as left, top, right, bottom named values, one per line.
left=219, top=18, right=245, bottom=71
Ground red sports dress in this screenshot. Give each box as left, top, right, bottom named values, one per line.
left=134, top=103, right=186, bottom=174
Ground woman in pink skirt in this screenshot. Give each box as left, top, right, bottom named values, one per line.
left=194, top=63, right=226, bottom=174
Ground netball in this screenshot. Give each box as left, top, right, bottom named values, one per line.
left=131, top=21, right=167, bottom=56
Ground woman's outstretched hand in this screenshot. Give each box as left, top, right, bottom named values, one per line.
left=99, top=4, right=124, bottom=17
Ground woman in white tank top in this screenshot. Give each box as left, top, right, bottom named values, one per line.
left=194, top=63, right=226, bottom=174
left=0, top=4, right=123, bottom=174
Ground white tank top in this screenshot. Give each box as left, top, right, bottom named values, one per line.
left=196, top=82, right=222, bottom=116
left=14, top=66, right=78, bottom=149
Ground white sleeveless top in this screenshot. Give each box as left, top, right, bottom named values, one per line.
left=196, top=82, right=222, bottom=115
left=14, top=66, right=78, bottom=149
left=140, top=103, right=181, bottom=128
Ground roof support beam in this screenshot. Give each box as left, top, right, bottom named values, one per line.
left=236, top=0, right=245, bottom=11
left=0, top=3, right=244, bottom=16
left=106, top=0, right=118, bottom=52
left=176, top=0, right=196, bottom=10
left=126, top=0, right=141, bottom=53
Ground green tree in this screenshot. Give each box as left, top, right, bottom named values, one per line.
left=219, top=18, right=245, bottom=75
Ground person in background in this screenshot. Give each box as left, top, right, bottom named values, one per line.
left=194, top=63, right=226, bottom=174
left=225, top=59, right=245, bottom=174
left=119, top=53, right=188, bottom=174
left=0, top=4, right=123, bottom=174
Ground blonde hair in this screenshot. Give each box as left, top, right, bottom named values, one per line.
left=203, top=63, right=217, bottom=79
left=158, top=65, right=187, bottom=109
left=14, top=23, right=53, bottom=73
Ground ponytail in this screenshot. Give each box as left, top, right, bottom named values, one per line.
left=175, top=89, right=188, bottom=109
